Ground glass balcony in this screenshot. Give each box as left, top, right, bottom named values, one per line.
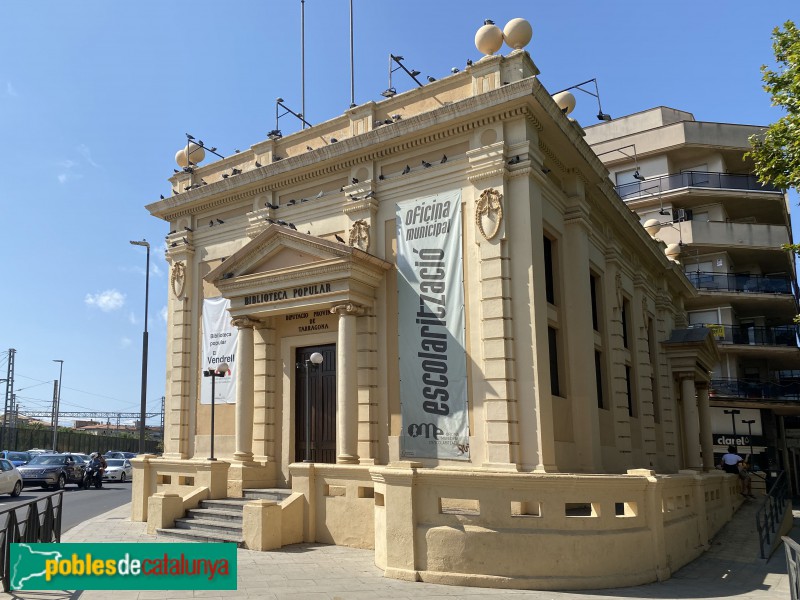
left=685, top=272, right=792, bottom=294
left=616, top=171, right=782, bottom=200
left=702, top=324, right=799, bottom=347
left=709, top=378, right=800, bottom=401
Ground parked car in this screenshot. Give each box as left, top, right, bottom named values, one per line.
left=0, top=459, right=23, bottom=497
left=17, top=454, right=86, bottom=489
left=27, top=448, right=53, bottom=456
left=121, top=452, right=137, bottom=459
left=0, top=451, right=31, bottom=467
left=104, top=451, right=126, bottom=459
left=103, top=459, right=133, bottom=482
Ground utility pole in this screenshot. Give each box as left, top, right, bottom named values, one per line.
left=2, top=348, right=15, bottom=449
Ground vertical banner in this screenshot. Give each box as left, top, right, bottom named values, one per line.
left=397, top=190, right=469, bottom=460
left=201, top=297, right=237, bottom=404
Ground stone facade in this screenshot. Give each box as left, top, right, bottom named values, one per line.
left=135, top=47, right=741, bottom=589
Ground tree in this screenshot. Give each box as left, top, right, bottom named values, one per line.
left=747, top=20, right=800, bottom=190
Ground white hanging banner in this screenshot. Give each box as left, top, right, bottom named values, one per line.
left=396, top=190, right=469, bottom=460
left=201, top=297, right=237, bottom=404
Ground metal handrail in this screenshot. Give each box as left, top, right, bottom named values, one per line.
left=685, top=271, right=792, bottom=295
left=617, top=170, right=782, bottom=200
left=784, top=535, right=800, bottom=600
left=698, top=324, right=799, bottom=347
left=756, top=470, right=788, bottom=559
left=0, top=491, right=63, bottom=592
left=710, top=378, right=800, bottom=401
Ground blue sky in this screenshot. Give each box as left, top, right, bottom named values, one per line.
left=0, top=1, right=797, bottom=427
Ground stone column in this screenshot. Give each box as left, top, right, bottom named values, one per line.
left=233, top=317, right=257, bottom=462
left=680, top=374, right=702, bottom=470
left=697, top=382, right=713, bottom=471
left=332, top=303, right=364, bottom=464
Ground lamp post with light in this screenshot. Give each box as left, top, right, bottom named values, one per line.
left=724, top=409, right=741, bottom=450
left=203, top=363, right=229, bottom=461
left=129, top=239, right=150, bottom=453
left=299, top=352, right=323, bottom=462
left=742, top=419, right=756, bottom=463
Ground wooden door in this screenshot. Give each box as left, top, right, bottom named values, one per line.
left=295, top=344, right=336, bottom=463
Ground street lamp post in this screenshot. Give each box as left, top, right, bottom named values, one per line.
left=742, top=419, right=756, bottom=463
left=203, top=363, right=229, bottom=461
left=130, top=239, right=150, bottom=454
left=724, top=409, right=741, bottom=451
left=52, top=360, right=63, bottom=452
left=299, top=352, right=323, bottom=462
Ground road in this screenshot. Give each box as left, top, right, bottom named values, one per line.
left=0, top=480, right=131, bottom=533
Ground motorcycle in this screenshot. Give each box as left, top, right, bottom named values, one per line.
left=83, top=462, right=104, bottom=489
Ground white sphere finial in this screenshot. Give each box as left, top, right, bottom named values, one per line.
left=175, top=142, right=206, bottom=168
left=665, top=243, right=682, bottom=261
left=643, top=218, right=662, bottom=237
left=552, top=91, right=576, bottom=116
left=475, top=20, right=504, bottom=55
left=503, top=18, right=532, bottom=50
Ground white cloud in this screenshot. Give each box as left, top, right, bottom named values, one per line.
left=128, top=311, right=138, bottom=325
left=6, top=81, right=17, bottom=97
left=77, top=144, right=100, bottom=168
left=85, top=289, right=126, bottom=312
left=160, top=305, right=168, bottom=322
left=120, top=337, right=132, bottom=348
left=56, top=159, right=81, bottom=184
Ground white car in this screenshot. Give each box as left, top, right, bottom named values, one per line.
left=0, top=458, right=23, bottom=496
left=103, top=459, right=132, bottom=482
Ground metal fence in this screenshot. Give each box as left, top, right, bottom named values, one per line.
left=617, top=170, right=782, bottom=200
left=756, top=471, right=788, bottom=559
left=685, top=271, right=792, bottom=295
left=784, top=535, right=800, bottom=600
left=3, top=426, right=159, bottom=454
left=0, top=490, right=63, bottom=592
left=710, top=378, right=800, bottom=401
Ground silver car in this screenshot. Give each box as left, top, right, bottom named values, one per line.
left=102, top=459, right=132, bottom=482
left=0, top=459, right=22, bottom=497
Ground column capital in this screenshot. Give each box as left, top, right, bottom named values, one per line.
left=231, top=316, right=258, bottom=329
left=330, top=303, right=365, bottom=317
left=675, top=371, right=695, bottom=382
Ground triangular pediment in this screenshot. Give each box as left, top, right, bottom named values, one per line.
left=206, top=226, right=385, bottom=283
left=205, top=226, right=392, bottom=317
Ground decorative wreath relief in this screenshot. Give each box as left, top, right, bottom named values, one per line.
left=348, top=219, right=370, bottom=251
left=171, top=261, right=186, bottom=298
left=475, top=188, right=503, bottom=240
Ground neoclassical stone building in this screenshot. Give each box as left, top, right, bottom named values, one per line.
left=133, top=20, right=752, bottom=590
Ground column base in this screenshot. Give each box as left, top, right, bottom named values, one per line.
left=233, top=451, right=254, bottom=462
left=227, top=461, right=277, bottom=498
left=337, top=453, right=359, bottom=464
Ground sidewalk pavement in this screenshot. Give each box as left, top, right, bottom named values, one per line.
left=6, top=496, right=795, bottom=600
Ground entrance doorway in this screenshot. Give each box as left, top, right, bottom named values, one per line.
left=295, top=344, right=336, bottom=463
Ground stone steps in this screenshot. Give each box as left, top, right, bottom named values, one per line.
left=155, top=488, right=291, bottom=546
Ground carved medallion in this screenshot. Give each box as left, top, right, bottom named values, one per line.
left=171, top=261, right=186, bottom=298
left=475, top=188, right=503, bottom=240
left=348, top=219, right=370, bottom=251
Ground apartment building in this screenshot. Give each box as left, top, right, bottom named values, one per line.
left=585, top=107, right=800, bottom=491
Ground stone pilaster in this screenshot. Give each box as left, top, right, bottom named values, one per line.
left=563, top=193, right=602, bottom=472
left=357, top=312, right=378, bottom=463
left=253, top=322, right=276, bottom=463
left=634, top=281, right=658, bottom=467
left=697, top=382, right=713, bottom=471
left=164, top=241, right=195, bottom=459
left=606, top=251, right=633, bottom=463
left=680, top=373, right=702, bottom=470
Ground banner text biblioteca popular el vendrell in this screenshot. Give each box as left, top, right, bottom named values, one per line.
left=201, top=297, right=238, bottom=404
left=396, top=190, right=469, bottom=460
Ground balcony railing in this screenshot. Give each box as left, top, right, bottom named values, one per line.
left=701, top=324, right=799, bottom=347
left=709, top=378, right=800, bottom=401
left=616, top=170, right=782, bottom=200
left=685, top=272, right=792, bottom=294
